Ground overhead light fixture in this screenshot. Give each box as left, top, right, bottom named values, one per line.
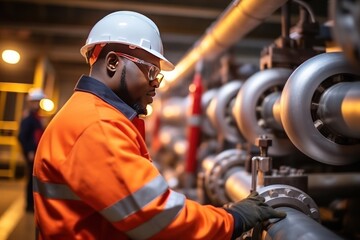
left=2, top=49, right=21, bottom=64
left=39, top=98, right=55, bottom=112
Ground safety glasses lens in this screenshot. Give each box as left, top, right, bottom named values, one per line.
left=148, top=66, right=160, bottom=80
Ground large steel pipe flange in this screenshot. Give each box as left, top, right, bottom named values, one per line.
left=258, top=184, right=320, bottom=222
left=202, top=148, right=247, bottom=205
left=226, top=182, right=343, bottom=239
left=207, top=81, right=245, bottom=144
left=281, top=52, right=360, bottom=165
left=232, top=68, right=294, bottom=156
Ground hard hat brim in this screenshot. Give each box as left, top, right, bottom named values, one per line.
left=80, top=42, right=175, bottom=71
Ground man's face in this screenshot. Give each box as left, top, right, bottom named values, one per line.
left=116, top=57, right=160, bottom=115
left=28, top=100, right=41, bottom=112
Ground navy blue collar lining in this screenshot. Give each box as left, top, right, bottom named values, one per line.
left=74, top=75, right=137, bottom=120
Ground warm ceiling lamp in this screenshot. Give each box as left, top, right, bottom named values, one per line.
left=2, top=49, right=21, bottom=64
left=39, top=98, right=55, bottom=112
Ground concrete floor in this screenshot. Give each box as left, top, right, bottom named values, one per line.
left=0, top=178, right=35, bottom=240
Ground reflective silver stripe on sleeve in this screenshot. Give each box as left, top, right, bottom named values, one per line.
left=100, top=175, right=168, bottom=222
left=33, top=176, right=80, bottom=200
left=126, top=190, right=185, bottom=240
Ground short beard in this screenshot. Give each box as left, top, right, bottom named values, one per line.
left=132, top=102, right=147, bottom=115
left=117, top=64, right=147, bottom=115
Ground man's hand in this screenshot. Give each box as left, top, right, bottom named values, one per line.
left=223, top=191, right=286, bottom=232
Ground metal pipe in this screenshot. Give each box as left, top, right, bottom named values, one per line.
left=163, top=0, right=288, bottom=89
left=308, top=173, right=360, bottom=199
left=262, top=92, right=283, bottom=130
left=281, top=1, right=291, bottom=44
left=264, top=207, right=343, bottom=240
left=159, top=97, right=189, bottom=125
left=280, top=52, right=360, bottom=165
left=318, top=81, right=360, bottom=138
left=224, top=169, right=252, bottom=201
left=224, top=172, right=350, bottom=239
left=224, top=170, right=360, bottom=202
left=232, top=68, right=293, bottom=156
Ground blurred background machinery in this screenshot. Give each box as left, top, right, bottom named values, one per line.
left=1, top=0, right=360, bottom=239
left=150, top=1, right=360, bottom=239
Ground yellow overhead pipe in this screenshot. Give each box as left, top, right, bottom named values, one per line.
left=162, top=0, right=288, bottom=90
left=33, top=56, right=49, bottom=88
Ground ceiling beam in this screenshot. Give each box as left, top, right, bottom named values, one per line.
left=3, top=0, right=222, bottom=19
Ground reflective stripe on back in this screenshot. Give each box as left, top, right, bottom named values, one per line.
left=126, top=191, right=185, bottom=240
left=33, top=176, right=80, bottom=200
left=100, top=175, right=168, bottom=222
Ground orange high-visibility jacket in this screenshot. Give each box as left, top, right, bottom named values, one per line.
left=33, top=75, right=235, bottom=240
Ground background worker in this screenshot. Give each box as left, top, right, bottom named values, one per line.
left=18, top=88, right=45, bottom=212
left=33, top=11, right=286, bottom=239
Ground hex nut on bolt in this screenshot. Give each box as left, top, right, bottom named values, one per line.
left=256, top=137, right=272, bottom=148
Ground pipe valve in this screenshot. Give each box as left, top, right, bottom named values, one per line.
left=251, top=135, right=273, bottom=192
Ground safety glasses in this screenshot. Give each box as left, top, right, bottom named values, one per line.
left=116, top=52, right=164, bottom=83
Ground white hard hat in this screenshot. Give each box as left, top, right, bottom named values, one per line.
left=27, top=88, right=45, bottom=101
left=80, top=11, right=174, bottom=71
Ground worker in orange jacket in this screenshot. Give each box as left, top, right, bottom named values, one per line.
left=33, top=11, right=286, bottom=240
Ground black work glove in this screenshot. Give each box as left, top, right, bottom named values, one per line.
left=223, top=191, right=286, bottom=235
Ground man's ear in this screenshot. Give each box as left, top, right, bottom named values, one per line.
left=106, top=52, right=119, bottom=72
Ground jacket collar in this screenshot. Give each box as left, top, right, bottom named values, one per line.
left=74, top=75, right=137, bottom=120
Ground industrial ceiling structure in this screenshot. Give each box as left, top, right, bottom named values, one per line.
left=0, top=0, right=329, bottom=102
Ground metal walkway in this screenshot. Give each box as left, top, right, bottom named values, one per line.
left=0, top=178, right=35, bottom=240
